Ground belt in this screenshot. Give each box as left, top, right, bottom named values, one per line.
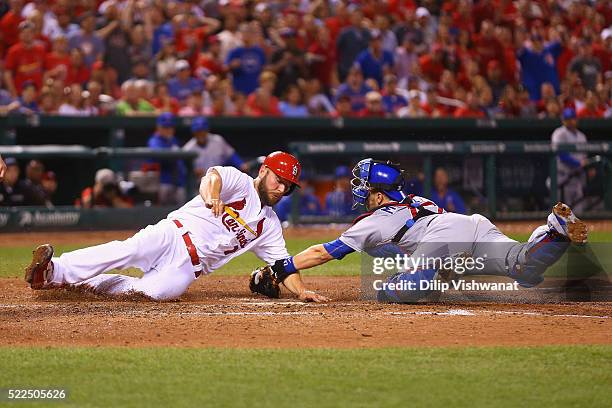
left=173, top=219, right=202, bottom=278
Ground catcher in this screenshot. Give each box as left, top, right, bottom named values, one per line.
left=250, top=159, right=588, bottom=302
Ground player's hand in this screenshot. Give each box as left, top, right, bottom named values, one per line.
left=299, top=290, right=329, bottom=303
left=205, top=198, right=225, bottom=217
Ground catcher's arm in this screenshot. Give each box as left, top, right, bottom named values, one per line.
left=292, top=244, right=335, bottom=269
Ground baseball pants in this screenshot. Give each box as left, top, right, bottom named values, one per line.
left=50, top=219, right=198, bottom=300
left=407, top=212, right=548, bottom=277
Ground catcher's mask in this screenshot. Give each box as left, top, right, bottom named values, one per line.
left=351, top=158, right=407, bottom=209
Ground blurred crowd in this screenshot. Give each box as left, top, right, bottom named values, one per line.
left=0, top=0, right=609, bottom=119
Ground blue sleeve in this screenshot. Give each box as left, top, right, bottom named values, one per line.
left=548, top=41, right=562, bottom=59
left=225, top=152, right=244, bottom=168
left=559, top=152, right=581, bottom=168
left=334, top=85, right=347, bottom=103
left=225, top=48, right=239, bottom=66
left=148, top=136, right=162, bottom=149
left=323, top=238, right=355, bottom=260
left=324, top=193, right=332, bottom=215
left=275, top=198, right=291, bottom=222
left=355, top=50, right=367, bottom=65
left=385, top=51, right=394, bottom=67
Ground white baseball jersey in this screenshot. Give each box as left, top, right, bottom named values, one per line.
left=182, top=134, right=236, bottom=174
left=167, top=165, right=289, bottom=274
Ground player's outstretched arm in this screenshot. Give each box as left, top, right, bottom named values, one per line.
left=199, top=168, right=224, bottom=216
left=293, top=244, right=335, bottom=270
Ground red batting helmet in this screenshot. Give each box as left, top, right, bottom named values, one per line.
left=263, top=151, right=301, bottom=195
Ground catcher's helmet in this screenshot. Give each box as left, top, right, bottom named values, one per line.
left=351, top=158, right=407, bottom=208
left=263, top=151, right=301, bottom=195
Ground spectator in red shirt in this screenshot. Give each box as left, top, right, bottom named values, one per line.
left=66, top=48, right=91, bottom=86
left=175, top=14, right=221, bottom=68
left=485, top=60, right=508, bottom=104
left=454, top=92, right=486, bottom=118
left=472, top=20, right=504, bottom=75
left=4, top=21, right=46, bottom=96
left=38, top=87, right=58, bottom=115
left=195, top=36, right=226, bottom=79
left=246, top=71, right=281, bottom=117
left=325, top=1, right=351, bottom=43
left=44, top=35, right=70, bottom=83
left=358, top=91, right=387, bottom=118
left=421, top=88, right=449, bottom=117
left=332, top=94, right=354, bottom=118
left=307, top=24, right=337, bottom=90
left=495, top=25, right=518, bottom=84
left=594, top=29, right=611, bottom=73
left=0, top=0, right=25, bottom=55
left=535, top=82, right=557, bottom=113
left=450, top=0, right=475, bottom=33
left=577, top=91, right=604, bottom=118
left=151, top=82, right=180, bottom=115
left=538, top=98, right=562, bottom=119
left=419, top=43, right=446, bottom=83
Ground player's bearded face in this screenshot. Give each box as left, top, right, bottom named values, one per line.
left=258, top=169, right=291, bottom=206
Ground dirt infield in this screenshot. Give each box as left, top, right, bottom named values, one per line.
left=1, top=276, right=610, bottom=348
left=1, top=225, right=611, bottom=349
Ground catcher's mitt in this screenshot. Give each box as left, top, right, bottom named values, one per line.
left=249, top=265, right=280, bottom=298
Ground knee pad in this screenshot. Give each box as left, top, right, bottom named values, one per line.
left=376, top=268, right=438, bottom=303
left=510, top=231, right=570, bottom=288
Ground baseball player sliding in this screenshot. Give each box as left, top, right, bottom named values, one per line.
left=24, top=151, right=328, bottom=302
left=250, top=159, right=588, bottom=303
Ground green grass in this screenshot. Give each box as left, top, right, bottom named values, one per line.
left=0, top=346, right=610, bottom=408
left=2, top=232, right=612, bottom=279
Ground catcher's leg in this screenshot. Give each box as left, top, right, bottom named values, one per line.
left=44, top=220, right=178, bottom=287
left=473, top=203, right=587, bottom=287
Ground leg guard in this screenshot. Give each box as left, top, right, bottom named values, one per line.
left=508, top=228, right=570, bottom=288
left=376, top=268, right=438, bottom=303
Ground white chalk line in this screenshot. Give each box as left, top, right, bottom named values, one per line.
left=386, top=308, right=610, bottom=319
left=178, top=311, right=318, bottom=316
left=1, top=304, right=609, bottom=319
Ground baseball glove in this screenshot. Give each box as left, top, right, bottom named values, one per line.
left=249, top=265, right=280, bottom=298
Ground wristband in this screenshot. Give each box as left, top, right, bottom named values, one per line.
left=271, top=257, right=298, bottom=283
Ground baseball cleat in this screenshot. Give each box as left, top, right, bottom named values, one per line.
left=548, top=203, right=588, bottom=243
left=24, top=244, right=54, bottom=289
